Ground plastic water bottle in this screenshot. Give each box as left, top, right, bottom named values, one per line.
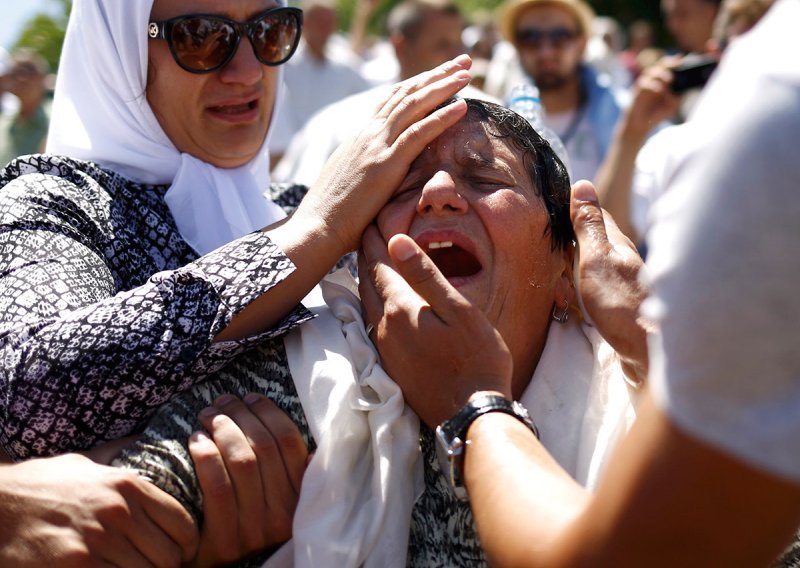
left=507, top=83, right=572, bottom=179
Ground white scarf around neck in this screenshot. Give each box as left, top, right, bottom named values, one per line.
left=46, top=0, right=286, bottom=255
left=272, top=270, right=636, bottom=567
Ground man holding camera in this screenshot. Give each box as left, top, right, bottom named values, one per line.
left=500, top=0, right=625, bottom=183
left=594, top=0, right=775, bottom=250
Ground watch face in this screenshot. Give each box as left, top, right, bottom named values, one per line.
left=435, top=425, right=469, bottom=500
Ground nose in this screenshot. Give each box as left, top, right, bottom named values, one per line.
left=218, top=36, right=264, bottom=85
left=416, top=171, right=469, bottom=217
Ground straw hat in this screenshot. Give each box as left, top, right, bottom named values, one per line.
left=499, top=0, right=596, bottom=44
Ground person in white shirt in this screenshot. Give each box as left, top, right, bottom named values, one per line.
left=269, top=0, right=370, bottom=161
left=273, top=0, right=494, bottom=186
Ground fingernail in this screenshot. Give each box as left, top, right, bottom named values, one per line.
left=572, top=182, right=598, bottom=203
left=190, top=431, right=211, bottom=446
left=243, top=393, right=260, bottom=405
left=199, top=406, right=218, bottom=418
left=214, top=394, right=236, bottom=407
left=393, top=236, right=417, bottom=262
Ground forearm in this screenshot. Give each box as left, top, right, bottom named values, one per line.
left=0, top=232, right=311, bottom=459
left=215, top=214, right=339, bottom=342
left=348, top=0, right=375, bottom=56
left=465, top=395, right=800, bottom=567
left=465, top=412, right=591, bottom=568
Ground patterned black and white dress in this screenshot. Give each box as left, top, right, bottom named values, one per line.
left=0, top=154, right=487, bottom=566
left=0, top=154, right=314, bottom=458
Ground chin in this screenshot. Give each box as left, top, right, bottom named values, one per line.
left=203, top=146, right=262, bottom=169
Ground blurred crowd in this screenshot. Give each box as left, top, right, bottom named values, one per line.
left=0, top=0, right=795, bottom=565
left=0, top=0, right=758, bottom=251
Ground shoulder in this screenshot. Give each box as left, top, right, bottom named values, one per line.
left=0, top=154, right=168, bottom=234
left=1, top=154, right=109, bottom=201
left=0, top=154, right=151, bottom=206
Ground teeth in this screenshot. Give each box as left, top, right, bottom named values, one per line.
left=428, top=241, right=453, bottom=250
left=213, top=103, right=251, bottom=114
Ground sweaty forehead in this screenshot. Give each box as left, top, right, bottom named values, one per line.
left=415, top=116, right=519, bottom=169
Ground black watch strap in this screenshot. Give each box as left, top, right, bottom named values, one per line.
left=447, top=393, right=539, bottom=442
left=435, top=393, right=539, bottom=500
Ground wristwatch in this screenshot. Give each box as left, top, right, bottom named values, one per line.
left=435, top=392, right=539, bottom=501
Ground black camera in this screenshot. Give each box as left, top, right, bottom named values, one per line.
left=670, top=55, right=718, bottom=94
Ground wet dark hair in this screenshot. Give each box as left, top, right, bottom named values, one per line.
left=440, top=97, right=574, bottom=251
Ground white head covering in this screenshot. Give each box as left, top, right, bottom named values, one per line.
left=46, top=0, right=287, bottom=255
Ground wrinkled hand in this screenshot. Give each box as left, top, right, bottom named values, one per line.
left=292, top=55, right=473, bottom=255
left=0, top=452, right=198, bottom=567
left=187, top=394, right=308, bottom=567
left=571, top=180, right=652, bottom=385
left=359, top=225, right=512, bottom=428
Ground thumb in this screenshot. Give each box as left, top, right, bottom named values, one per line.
left=387, top=234, right=470, bottom=321
left=570, top=180, right=612, bottom=254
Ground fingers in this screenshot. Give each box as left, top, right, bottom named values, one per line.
left=359, top=226, right=433, bottom=330
left=570, top=180, right=613, bottom=257
left=375, top=54, right=472, bottom=120
left=242, top=394, right=307, bottom=497
left=189, top=430, right=241, bottom=559
left=191, top=394, right=306, bottom=562
left=571, top=180, right=640, bottom=262
left=126, top=481, right=199, bottom=566
left=376, top=56, right=471, bottom=155
left=199, top=397, right=268, bottom=552
left=385, top=234, right=471, bottom=322
left=358, top=226, right=391, bottom=335
left=95, top=467, right=197, bottom=567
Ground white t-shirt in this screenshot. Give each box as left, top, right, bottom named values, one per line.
left=629, top=123, right=700, bottom=243
left=545, top=108, right=601, bottom=183
left=279, top=42, right=370, bottom=149
left=645, top=0, right=800, bottom=482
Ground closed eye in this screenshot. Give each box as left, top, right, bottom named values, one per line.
left=468, top=175, right=509, bottom=192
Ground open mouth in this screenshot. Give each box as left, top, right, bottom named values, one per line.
left=426, top=241, right=482, bottom=279
left=209, top=100, right=258, bottom=115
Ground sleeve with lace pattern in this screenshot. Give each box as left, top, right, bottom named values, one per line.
left=0, top=156, right=313, bottom=459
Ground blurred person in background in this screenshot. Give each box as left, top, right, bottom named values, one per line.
left=273, top=0, right=494, bottom=186
left=585, top=16, right=633, bottom=90
left=595, top=0, right=775, bottom=250
left=619, top=19, right=657, bottom=79
left=0, top=48, right=13, bottom=116
left=0, top=49, right=50, bottom=167
left=268, top=0, right=370, bottom=164
left=660, top=0, right=723, bottom=120
left=662, top=0, right=723, bottom=54
left=498, top=0, right=626, bottom=183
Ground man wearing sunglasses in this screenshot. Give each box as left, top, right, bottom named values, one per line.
left=499, top=0, right=624, bottom=184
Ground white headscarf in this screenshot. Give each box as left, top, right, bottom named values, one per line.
left=46, top=0, right=287, bottom=255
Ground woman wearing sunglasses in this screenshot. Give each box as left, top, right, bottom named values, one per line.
left=0, top=0, right=473, bottom=564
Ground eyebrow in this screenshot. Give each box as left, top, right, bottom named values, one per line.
left=459, top=149, right=517, bottom=179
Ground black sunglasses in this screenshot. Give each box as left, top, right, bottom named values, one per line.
left=148, top=7, right=303, bottom=74
left=515, top=27, right=578, bottom=50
